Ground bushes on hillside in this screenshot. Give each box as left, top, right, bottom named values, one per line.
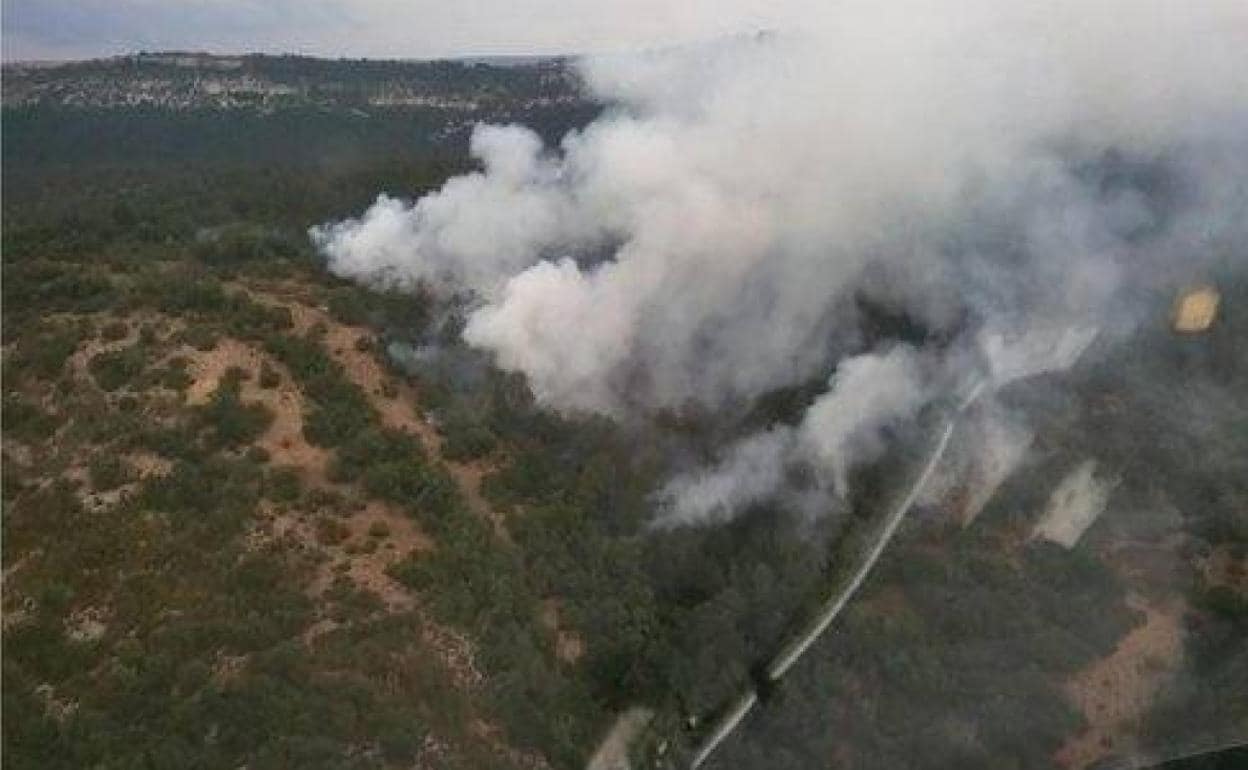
left=196, top=376, right=274, bottom=449
left=192, top=223, right=302, bottom=266
left=9, top=322, right=87, bottom=380
left=263, top=466, right=302, bottom=503
left=2, top=393, right=63, bottom=442
left=265, top=333, right=373, bottom=447
left=1, top=260, right=117, bottom=319
left=440, top=409, right=498, bottom=462
left=88, top=343, right=148, bottom=391
left=88, top=454, right=132, bottom=491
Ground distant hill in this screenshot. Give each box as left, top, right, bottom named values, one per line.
left=1, top=51, right=585, bottom=111
left=1, top=52, right=600, bottom=186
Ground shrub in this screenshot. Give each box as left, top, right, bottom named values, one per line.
left=264, top=467, right=302, bottom=503
left=315, top=517, right=349, bottom=546
left=329, top=428, right=423, bottom=483
left=4, top=261, right=116, bottom=316
left=198, top=379, right=273, bottom=449
left=89, top=344, right=148, bottom=391
left=135, top=422, right=201, bottom=461
left=156, top=357, right=193, bottom=391
left=179, top=326, right=219, bottom=352
left=264, top=333, right=374, bottom=447
left=325, top=286, right=372, bottom=326
left=378, top=720, right=427, bottom=763
left=258, top=362, right=281, bottom=389
left=100, top=320, right=129, bottom=341
left=303, top=401, right=372, bottom=448
left=136, top=270, right=228, bottom=315
left=88, top=454, right=132, bottom=491
left=441, top=412, right=498, bottom=462
left=192, top=223, right=300, bottom=266
left=2, top=393, right=62, bottom=442
left=305, top=488, right=346, bottom=513
left=222, top=365, right=250, bottom=385
left=11, top=325, right=85, bottom=380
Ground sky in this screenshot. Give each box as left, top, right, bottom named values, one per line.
left=1, top=0, right=801, bottom=62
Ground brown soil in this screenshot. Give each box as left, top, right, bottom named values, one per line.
left=1055, top=594, right=1184, bottom=769
left=64, top=605, right=109, bottom=642
left=127, top=451, right=173, bottom=479
left=240, top=286, right=512, bottom=541
left=66, top=319, right=141, bottom=377
left=181, top=336, right=334, bottom=485
left=66, top=313, right=185, bottom=381
left=14, top=296, right=554, bottom=766
left=256, top=498, right=428, bottom=614
left=177, top=332, right=437, bottom=625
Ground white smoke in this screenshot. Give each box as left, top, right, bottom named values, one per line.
left=977, top=324, right=1101, bottom=388
left=796, top=346, right=929, bottom=494
left=312, top=0, right=1248, bottom=524
left=656, top=428, right=793, bottom=527
left=657, top=345, right=929, bottom=524
left=312, top=125, right=592, bottom=295
left=921, top=400, right=1036, bottom=526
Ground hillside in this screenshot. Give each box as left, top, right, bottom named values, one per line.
left=3, top=53, right=1246, bottom=770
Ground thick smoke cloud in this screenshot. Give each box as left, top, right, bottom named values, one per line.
left=657, top=345, right=930, bottom=525
left=312, top=0, right=1248, bottom=524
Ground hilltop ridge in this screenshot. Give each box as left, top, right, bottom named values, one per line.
left=2, top=51, right=584, bottom=111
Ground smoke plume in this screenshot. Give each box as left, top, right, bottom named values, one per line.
left=312, top=0, right=1248, bottom=525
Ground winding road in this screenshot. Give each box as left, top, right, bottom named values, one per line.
left=689, top=379, right=986, bottom=769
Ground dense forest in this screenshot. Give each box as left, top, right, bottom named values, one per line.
left=3, top=56, right=1246, bottom=770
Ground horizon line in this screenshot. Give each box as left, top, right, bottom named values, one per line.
left=1, top=48, right=582, bottom=67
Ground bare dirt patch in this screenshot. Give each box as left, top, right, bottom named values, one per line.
left=181, top=336, right=333, bottom=484
left=421, top=622, right=485, bottom=691
left=176, top=325, right=441, bottom=630
left=240, top=287, right=512, bottom=540
left=66, top=313, right=186, bottom=381
left=222, top=285, right=571, bottom=766
left=66, top=319, right=141, bottom=377
left=64, top=605, right=109, bottom=642
left=127, top=451, right=173, bottom=479
left=256, top=499, right=428, bottom=614
left=1055, top=594, right=1185, bottom=769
